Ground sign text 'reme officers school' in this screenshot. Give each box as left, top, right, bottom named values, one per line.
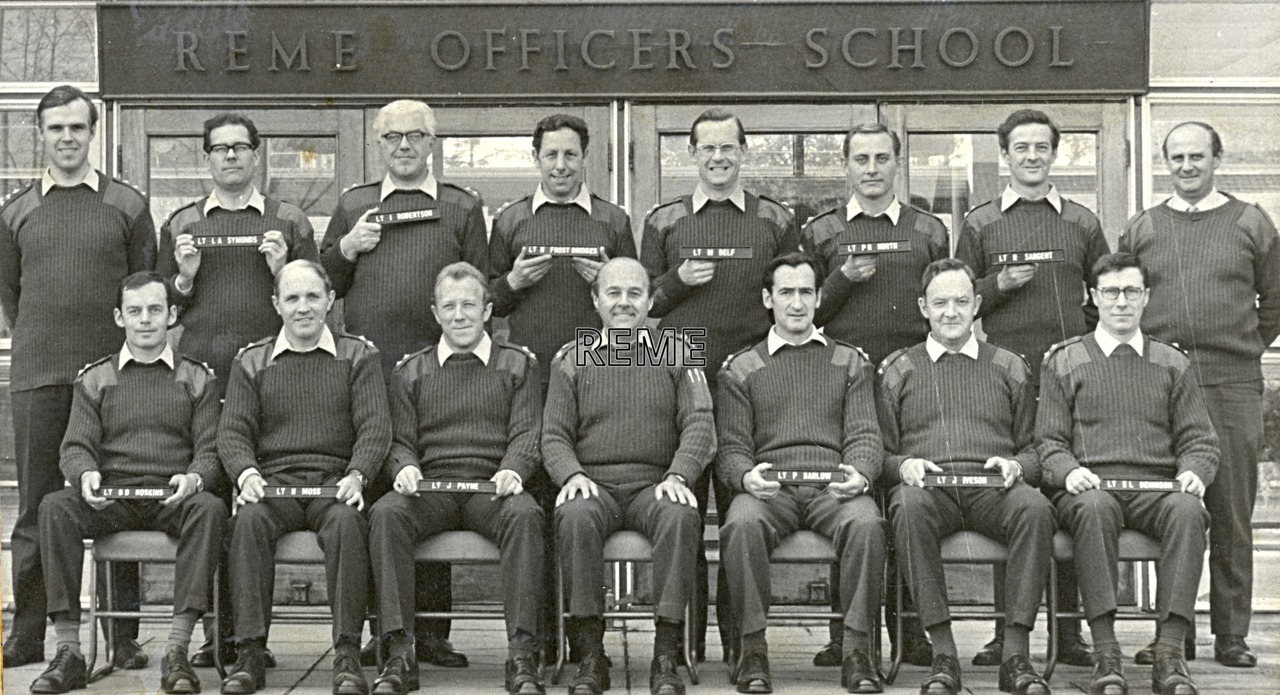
left=100, top=1, right=1149, bottom=98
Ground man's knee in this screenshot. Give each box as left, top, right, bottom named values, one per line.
left=183, top=491, right=228, bottom=524
left=1161, top=493, right=1210, bottom=537
left=887, top=485, right=934, bottom=533
left=368, top=493, right=414, bottom=534
left=38, top=488, right=83, bottom=528
left=1006, top=485, right=1055, bottom=529
left=1058, top=489, right=1119, bottom=531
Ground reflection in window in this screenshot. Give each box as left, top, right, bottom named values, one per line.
left=441, top=136, right=541, bottom=229
left=0, top=110, right=41, bottom=195
left=1149, top=102, right=1280, bottom=216
left=0, top=7, right=97, bottom=83
left=1150, top=2, right=1279, bottom=84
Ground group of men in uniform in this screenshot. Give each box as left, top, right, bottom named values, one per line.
left=0, top=83, right=1273, bottom=695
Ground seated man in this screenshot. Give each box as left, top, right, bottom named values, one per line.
left=217, top=260, right=391, bottom=695
left=543, top=257, right=714, bottom=695
left=718, top=251, right=886, bottom=694
left=32, top=271, right=226, bottom=695
left=367, top=262, right=546, bottom=695
left=879, top=258, right=1053, bottom=695
left=1038, top=252, right=1217, bottom=695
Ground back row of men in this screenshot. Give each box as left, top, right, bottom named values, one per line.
left=1, top=86, right=1275, bottom=695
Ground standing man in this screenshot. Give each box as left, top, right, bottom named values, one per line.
left=1121, top=121, right=1280, bottom=667
left=879, top=259, right=1054, bottom=695
left=0, top=85, right=156, bottom=667
left=954, top=108, right=1107, bottom=666
left=717, top=252, right=886, bottom=694
left=367, top=262, right=545, bottom=695
left=31, top=272, right=226, bottom=695
left=1039, top=252, right=1217, bottom=695
left=801, top=122, right=946, bottom=667
left=320, top=99, right=488, bottom=666
left=217, top=260, right=390, bottom=695
left=543, top=257, right=714, bottom=695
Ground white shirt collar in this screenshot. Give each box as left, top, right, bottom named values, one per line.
left=1166, top=189, right=1228, bottom=212
left=692, top=184, right=746, bottom=213
left=436, top=332, right=492, bottom=366
left=42, top=168, right=100, bottom=195
left=380, top=172, right=438, bottom=202
left=270, top=325, right=338, bottom=360
left=118, top=342, right=176, bottom=370
left=1094, top=327, right=1145, bottom=357
left=766, top=325, right=828, bottom=355
left=1000, top=183, right=1063, bottom=214
left=846, top=196, right=901, bottom=225
left=925, top=332, right=980, bottom=362
left=532, top=183, right=593, bottom=214
left=204, top=187, right=266, bottom=215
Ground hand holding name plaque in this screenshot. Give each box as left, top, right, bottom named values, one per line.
left=1066, top=466, right=1203, bottom=498
left=506, top=246, right=555, bottom=291
left=743, top=462, right=782, bottom=500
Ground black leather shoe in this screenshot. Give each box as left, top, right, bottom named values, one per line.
left=972, top=637, right=1003, bottom=666
left=920, top=653, right=961, bottom=695
left=4, top=636, right=45, bottom=667
left=1152, top=644, right=1197, bottom=695
left=649, top=654, right=685, bottom=695
left=814, top=639, right=842, bottom=667
left=1137, top=637, right=1196, bottom=665
left=1213, top=636, right=1256, bottom=668
left=220, top=642, right=266, bottom=695
left=997, top=654, right=1049, bottom=695
left=1089, top=647, right=1126, bottom=695
left=841, top=649, right=883, bottom=693
left=900, top=638, right=934, bottom=668
left=161, top=644, right=202, bottom=694
left=333, top=641, right=370, bottom=695
left=415, top=635, right=467, bottom=668
left=29, top=646, right=88, bottom=694
left=1056, top=633, right=1093, bottom=667
left=505, top=654, right=544, bottom=695
left=113, top=637, right=149, bottom=669
left=735, top=650, right=772, bottom=694
left=570, top=649, right=611, bottom=695
left=191, top=639, right=238, bottom=670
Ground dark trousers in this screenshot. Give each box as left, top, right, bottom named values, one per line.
left=556, top=480, right=701, bottom=622
left=1201, top=380, right=1261, bottom=637
left=39, top=487, right=226, bottom=621
left=228, top=478, right=369, bottom=645
left=721, top=488, right=886, bottom=638
left=1056, top=488, right=1208, bottom=625
left=888, top=483, right=1054, bottom=630
left=369, top=490, right=545, bottom=639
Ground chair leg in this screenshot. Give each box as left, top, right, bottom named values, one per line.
left=684, top=600, right=699, bottom=684
left=87, top=555, right=100, bottom=678
left=885, top=564, right=905, bottom=685
left=90, top=559, right=118, bottom=682
left=213, top=567, right=227, bottom=679
left=1044, top=560, right=1059, bottom=681
left=552, top=563, right=567, bottom=685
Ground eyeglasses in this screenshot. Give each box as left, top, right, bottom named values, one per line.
left=381, top=131, right=431, bottom=146
left=1096, top=286, right=1146, bottom=301
left=696, top=143, right=741, bottom=157
left=209, top=143, right=255, bottom=157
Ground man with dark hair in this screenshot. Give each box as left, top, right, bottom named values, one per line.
left=29, top=271, right=225, bottom=695
left=802, top=123, right=945, bottom=667
left=217, top=260, right=391, bottom=695
left=367, top=262, right=545, bottom=695
left=954, top=108, right=1106, bottom=667
left=1039, top=252, right=1217, bottom=695
left=717, top=252, right=886, bottom=695
left=544, top=257, right=713, bottom=695
left=320, top=99, right=485, bottom=666
left=1121, top=121, right=1280, bottom=668
left=0, top=84, right=157, bottom=667
left=879, top=258, right=1054, bottom=695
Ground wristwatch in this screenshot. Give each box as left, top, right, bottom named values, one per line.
left=347, top=470, right=366, bottom=486
left=668, top=473, right=688, bottom=486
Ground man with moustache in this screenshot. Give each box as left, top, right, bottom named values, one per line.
left=0, top=84, right=156, bottom=667
left=1121, top=122, right=1280, bottom=667
left=543, top=257, right=714, bottom=695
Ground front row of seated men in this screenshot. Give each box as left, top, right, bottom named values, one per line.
left=31, top=251, right=1214, bottom=695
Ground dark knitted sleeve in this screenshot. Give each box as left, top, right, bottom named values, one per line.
left=1247, top=206, right=1280, bottom=347
left=1034, top=354, right=1080, bottom=490
left=955, top=214, right=1006, bottom=316
left=923, top=214, right=950, bottom=262
left=488, top=211, right=523, bottom=317
left=157, top=210, right=192, bottom=311
left=460, top=197, right=491, bottom=278
left=346, top=348, right=392, bottom=482
left=0, top=211, right=21, bottom=325
left=842, top=354, right=883, bottom=483
left=187, top=371, right=223, bottom=487
left=670, top=364, right=715, bottom=483
left=1169, top=363, right=1220, bottom=485
left=642, top=216, right=691, bottom=318
left=217, top=359, right=262, bottom=483
left=387, top=364, right=423, bottom=477
left=541, top=355, right=586, bottom=486
left=1080, top=216, right=1110, bottom=331
left=320, top=202, right=358, bottom=297
left=715, top=364, right=757, bottom=494
left=1004, top=356, right=1041, bottom=486
left=500, top=355, right=543, bottom=481
left=807, top=216, right=854, bottom=328
left=127, top=202, right=158, bottom=273
left=59, top=378, right=104, bottom=485
left=875, top=357, right=909, bottom=486
left=608, top=210, right=638, bottom=260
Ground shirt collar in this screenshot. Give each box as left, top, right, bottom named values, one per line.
left=999, top=184, right=1063, bottom=214
left=1166, top=189, right=1228, bottom=212
left=271, top=325, right=338, bottom=360
left=380, top=172, right=438, bottom=202
left=436, top=332, right=492, bottom=366
left=846, top=196, right=901, bottom=225
left=41, top=168, right=100, bottom=195
left=925, top=332, right=980, bottom=362
left=692, top=184, right=746, bottom=213
left=118, top=342, right=176, bottom=370
left=766, top=326, right=828, bottom=355
left=1094, top=327, right=1145, bottom=357
left=204, top=187, right=266, bottom=215
left=532, top=183, right=593, bottom=214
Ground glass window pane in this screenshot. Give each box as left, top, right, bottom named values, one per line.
left=0, top=7, right=97, bottom=83
left=1151, top=2, right=1280, bottom=83
left=441, top=136, right=541, bottom=230
left=0, top=110, right=41, bottom=195
left=1149, top=101, right=1280, bottom=216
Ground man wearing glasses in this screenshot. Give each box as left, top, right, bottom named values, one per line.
left=320, top=99, right=488, bottom=668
